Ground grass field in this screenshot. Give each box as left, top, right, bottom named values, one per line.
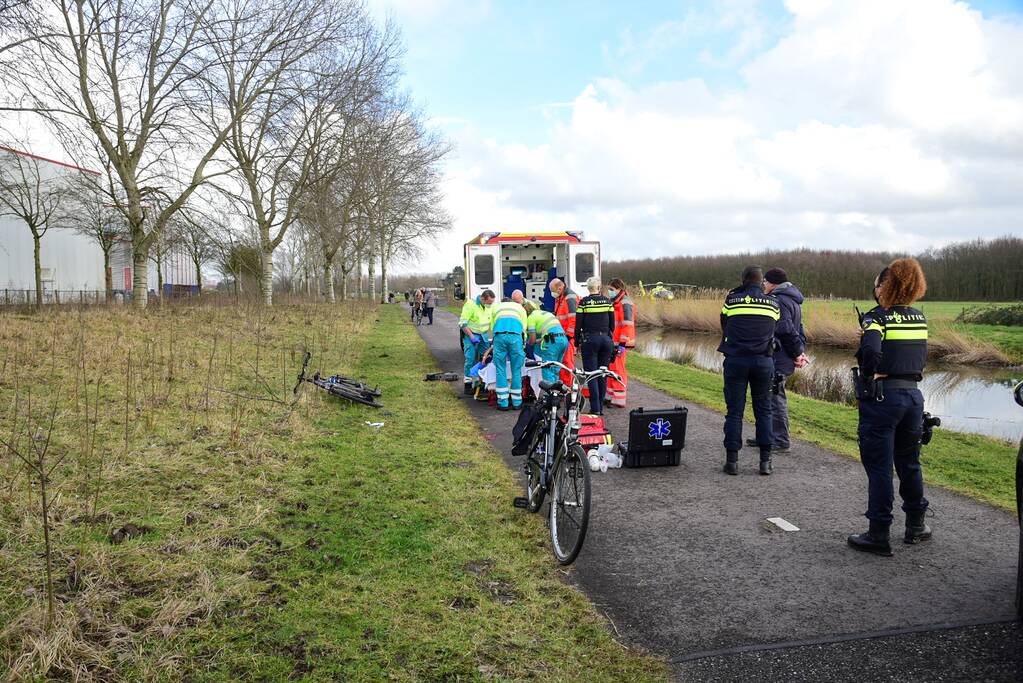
left=628, top=353, right=1019, bottom=512
left=0, top=303, right=665, bottom=681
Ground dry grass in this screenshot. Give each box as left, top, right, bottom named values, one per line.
left=635, top=295, right=1011, bottom=366
left=0, top=301, right=371, bottom=681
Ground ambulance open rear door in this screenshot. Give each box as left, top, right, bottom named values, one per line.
left=566, top=242, right=600, bottom=298
left=465, top=243, right=501, bottom=301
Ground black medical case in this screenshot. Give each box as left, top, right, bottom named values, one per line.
left=623, top=406, right=687, bottom=468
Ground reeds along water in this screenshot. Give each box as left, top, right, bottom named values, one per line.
left=633, top=296, right=1010, bottom=366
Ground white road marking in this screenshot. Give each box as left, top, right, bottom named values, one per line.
left=767, top=517, right=800, bottom=532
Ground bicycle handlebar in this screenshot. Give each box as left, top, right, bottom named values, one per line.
left=525, top=358, right=622, bottom=384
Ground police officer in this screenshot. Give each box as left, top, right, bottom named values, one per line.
left=848, top=258, right=931, bottom=556
left=718, top=266, right=780, bottom=476
left=574, top=276, right=616, bottom=415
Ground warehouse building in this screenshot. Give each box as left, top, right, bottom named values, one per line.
left=0, top=146, right=197, bottom=303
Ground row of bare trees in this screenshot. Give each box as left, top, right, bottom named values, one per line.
left=0, top=0, right=450, bottom=308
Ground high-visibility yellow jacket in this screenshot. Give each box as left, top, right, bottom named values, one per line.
left=491, top=301, right=527, bottom=337
left=527, top=309, right=564, bottom=341
left=459, top=297, right=492, bottom=336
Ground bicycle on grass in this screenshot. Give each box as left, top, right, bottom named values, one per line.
left=513, top=359, right=621, bottom=565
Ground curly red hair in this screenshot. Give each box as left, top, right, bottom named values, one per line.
left=878, top=258, right=927, bottom=308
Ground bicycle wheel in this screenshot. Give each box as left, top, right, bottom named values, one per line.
left=327, top=384, right=384, bottom=408
left=549, top=443, right=591, bottom=565
left=525, top=432, right=547, bottom=513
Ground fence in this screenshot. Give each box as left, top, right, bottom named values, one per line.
left=0, top=290, right=115, bottom=306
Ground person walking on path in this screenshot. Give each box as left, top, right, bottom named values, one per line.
left=575, top=277, right=616, bottom=416
left=746, top=268, right=808, bottom=453
left=550, top=279, right=578, bottom=386
left=718, top=266, right=780, bottom=476
left=424, top=289, right=437, bottom=325
left=606, top=278, right=636, bottom=409
left=459, top=289, right=495, bottom=395
left=490, top=296, right=528, bottom=410
left=524, top=300, right=568, bottom=385
left=848, top=258, right=931, bottom=557
left=411, top=288, right=424, bottom=322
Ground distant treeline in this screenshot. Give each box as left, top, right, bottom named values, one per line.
left=606, top=235, right=1023, bottom=301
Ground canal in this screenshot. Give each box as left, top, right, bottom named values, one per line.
left=636, top=329, right=1023, bottom=443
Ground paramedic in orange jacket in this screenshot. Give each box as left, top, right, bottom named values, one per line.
left=607, top=278, right=636, bottom=408
left=550, top=279, right=578, bottom=385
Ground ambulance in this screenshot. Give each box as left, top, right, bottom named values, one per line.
left=463, top=231, right=601, bottom=311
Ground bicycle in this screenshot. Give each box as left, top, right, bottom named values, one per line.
left=513, top=358, right=622, bottom=565
left=293, top=352, right=384, bottom=408
left=411, top=301, right=424, bottom=326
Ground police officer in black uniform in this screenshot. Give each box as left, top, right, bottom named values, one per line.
left=848, top=258, right=931, bottom=557
left=718, top=266, right=780, bottom=476
left=574, top=276, right=616, bottom=415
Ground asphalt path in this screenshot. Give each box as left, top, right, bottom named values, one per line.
left=412, top=307, right=1022, bottom=681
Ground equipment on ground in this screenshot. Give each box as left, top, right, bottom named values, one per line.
left=424, top=372, right=460, bottom=382
left=510, top=358, right=622, bottom=565
left=293, top=352, right=383, bottom=408
left=620, top=406, right=687, bottom=467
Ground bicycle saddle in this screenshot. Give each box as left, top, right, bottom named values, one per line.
left=539, top=380, right=564, bottom=393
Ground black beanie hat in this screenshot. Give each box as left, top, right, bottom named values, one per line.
left=764, top=268, right=788, bottom=285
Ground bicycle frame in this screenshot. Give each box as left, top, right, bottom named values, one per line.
left=527, top=360, right=621, bottom=498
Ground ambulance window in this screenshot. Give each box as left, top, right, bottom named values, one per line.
left=474, top=255, right=494, bottom=285
left=575, top=253, right=594, bottom=282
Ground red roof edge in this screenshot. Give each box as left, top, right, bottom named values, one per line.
left=0, top=145, right=101, bottom=176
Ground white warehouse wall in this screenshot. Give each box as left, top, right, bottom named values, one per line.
left=0, top=215, right=106, bottom=292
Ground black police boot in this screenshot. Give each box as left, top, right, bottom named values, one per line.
left=847, top=521, right=893, bottom=557
left=904, top=510, right=932, bottom=545
left=723, top=450, right=738, bottom=475
left=759, top=450, right=772, bottom=476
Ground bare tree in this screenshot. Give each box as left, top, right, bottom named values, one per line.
left=62, top=167, right=124, bottom=300
left=177, top=209, right=218, bottom=296
left=210, top=3, right=398, bottom=305
left=0, top=145, right=75, bottom=307
left=361, top=108, right=451, bottom=303
left=2, top=0, right=359, bottom=309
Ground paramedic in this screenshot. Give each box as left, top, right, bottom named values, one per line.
left=459, top=290, right=495, bottom=395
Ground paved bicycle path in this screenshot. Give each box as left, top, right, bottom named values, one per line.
left=413, top=308, right=1021, bottom=681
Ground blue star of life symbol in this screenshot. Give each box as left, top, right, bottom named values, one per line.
left=648, top=418, right=671, bottom=440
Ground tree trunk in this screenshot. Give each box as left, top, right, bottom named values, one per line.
left=32, top=232, right=43, bottom=308
left=131, top=247, right=149, bottom=309
left=368, top=246, right=376, bottom=302
left=324, top=261, right=335, bottom=303
left=260, top=248, right=274, bottom=306
left=380, top=250, right=388, bottom=304
left=103, top=248, right=113, bottom=303
left=355, top=252, right=363, bottom=298
left=156, top=254, right=164, bottom=302
left=340, top=266, right=350, bottom=300
left=194, top=258, right=203, bottom=296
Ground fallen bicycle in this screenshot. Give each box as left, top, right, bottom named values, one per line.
left=293, top=352, right=383, bottom=408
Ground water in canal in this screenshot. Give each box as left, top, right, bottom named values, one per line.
left=636, top=329, right=1023, bottom=443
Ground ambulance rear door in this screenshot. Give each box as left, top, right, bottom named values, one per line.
left=465, top=243, right=501, bottom=301
left=566, top=241, right=600, bottom=299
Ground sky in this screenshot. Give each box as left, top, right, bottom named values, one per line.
left=366, top=0, right=1023, bottom=274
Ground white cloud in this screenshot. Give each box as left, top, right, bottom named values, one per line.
left=415, top=0, right=1023, bottom=273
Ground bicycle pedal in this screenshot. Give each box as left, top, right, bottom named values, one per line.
left=513, top=497, right=529, bottom=509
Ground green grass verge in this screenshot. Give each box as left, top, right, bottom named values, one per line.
left=184, top=305, right=667, bottom=681
left=629, top=353, right=1019, bottom=512
left=955, top=323, right=1023, bottom=364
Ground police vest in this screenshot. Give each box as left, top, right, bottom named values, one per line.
left=718, top=287, right=780, bottom=356
left=861, top=306, right=928, bottom=378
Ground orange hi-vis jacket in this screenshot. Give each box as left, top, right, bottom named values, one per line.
left=553, top=291, right=578, bottom=339
left=613, top=293, right=636, bottom=348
